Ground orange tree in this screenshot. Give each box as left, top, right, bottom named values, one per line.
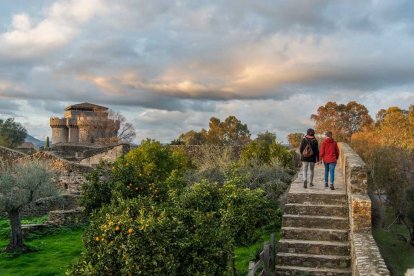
left=74, top=139, right=280, bottom=274
left=71, top=181, right=277, bottom=275
left=81, top=139, right=190, bottom=214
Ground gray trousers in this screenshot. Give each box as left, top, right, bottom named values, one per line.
left=303, top=162, right=315, bottom=183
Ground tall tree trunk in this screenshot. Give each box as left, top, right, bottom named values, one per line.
left=5, top=209, right=29, bottom=252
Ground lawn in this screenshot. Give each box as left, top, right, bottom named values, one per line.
left=373, top=208, right=414, bottom=276
left=0, top=217, right=84, bottom=276
left=233, top=230, right=281, bottom=275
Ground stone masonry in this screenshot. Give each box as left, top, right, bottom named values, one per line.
left=50, top=102, right=120, bottom=145
left=276, top=143, right=390, bottom=275
left=337, top=143, right=389, bottom=276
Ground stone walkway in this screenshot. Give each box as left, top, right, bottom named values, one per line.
left=276, top=163, right=351, bottom=275
left=289, top=163, right=346, bottom=196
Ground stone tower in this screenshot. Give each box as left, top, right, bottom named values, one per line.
left=50, top=103, right=120, bottom=145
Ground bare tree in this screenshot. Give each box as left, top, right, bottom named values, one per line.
left=109, top=110, right=136, bottom=143
left=0, top=161, right=58, bottom=252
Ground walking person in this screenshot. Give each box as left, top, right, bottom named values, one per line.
left=319, top=131, right=339, bottom=190
left=299, top=128, right=319, bottom=188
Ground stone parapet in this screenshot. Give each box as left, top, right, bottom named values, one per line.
left=338, top=143, right=390, bottom=276
left=50, top=117, right=67, bottom=128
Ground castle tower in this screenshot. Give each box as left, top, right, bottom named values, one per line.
left=50, top=118, right=69, bottom=144
left=50, top=102, right=120, bottom=145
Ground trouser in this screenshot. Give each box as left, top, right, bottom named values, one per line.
left=303, top=162, right=315, bottom=183
left=324, top=162, right=336, bottom=185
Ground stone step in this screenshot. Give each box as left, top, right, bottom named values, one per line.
left=284, top=203, right=347, bottom=217
left=276, top=265, right=352, bottom=276
left=277, top=252, right=351, bottom=269
left=287, top=193, right=347, bottom=205
left=278, top=239, right=350, bottom=256
left=282, top=215, right=348, bottom=230
left=281, top=227, right=349, bottom=242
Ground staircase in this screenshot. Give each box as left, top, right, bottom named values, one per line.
left=276, top=165, right=352, bottom=275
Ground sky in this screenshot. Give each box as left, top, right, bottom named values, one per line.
left=1, top=0, right=414, bottom=143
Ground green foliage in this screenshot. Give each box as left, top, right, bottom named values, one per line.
left=45, top=136, right=50, bottom=150
left=81, top=139, right=190, bottom=213
left=0, top=118, right=27, bottom=148
left=72, top=178, right=280, bottom=275
left=70, top=196, right=233, bottom=275
left=0, top=161, right=57, bottom=212
left=219, top=181, right=280, bottom=245
left=241, top=132, right=297, bottom=169
left=177, top=115, right=251, bottom=146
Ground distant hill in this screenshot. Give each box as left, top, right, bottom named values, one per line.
left=25, top=135, right=44, bottom=149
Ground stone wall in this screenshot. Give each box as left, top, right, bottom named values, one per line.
left=80, top=144, right=130, bottom=166
left=20, top=194, right=80, bottom=217
left=18, top=151, right=93, bottom=194
left=338, top=143, right=390, bottom=276
left=0, top=145, right=27, bottom=167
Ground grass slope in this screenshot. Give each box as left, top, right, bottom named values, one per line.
left=0, top=217, right=83, bottom=276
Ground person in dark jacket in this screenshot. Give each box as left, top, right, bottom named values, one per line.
left=319, top=131, right=340, bottom=190
left=299, top=128, right=319, bottom=188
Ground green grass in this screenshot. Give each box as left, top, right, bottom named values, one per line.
left=373, top=207, right=414, bottom=276
left=373, top=225, right=414, bottom=276
left=0, top=217, right=84, bottom=276
left=233, top=230, right=281, bottom=275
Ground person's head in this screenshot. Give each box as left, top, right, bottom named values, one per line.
left=306, top=128, right=315, bottom=136
left=325, top=131, right=333, bottom=138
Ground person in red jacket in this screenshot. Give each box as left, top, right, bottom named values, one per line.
left=319, top=131, right=339, bottom=190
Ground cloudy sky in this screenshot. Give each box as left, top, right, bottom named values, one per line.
left=1, top=0, right=414, bottom=143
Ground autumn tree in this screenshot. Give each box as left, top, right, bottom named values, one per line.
left=311, top=101, right=373, bottom=142
left=287, top=133, right=304, bottom=148
left=0, top=161, right=58, bottom=252
left=0, top=118, right=27, bottom=148
left=178, top=130, right=207, bottom=145
left=351, top=104, right=414, bottom=245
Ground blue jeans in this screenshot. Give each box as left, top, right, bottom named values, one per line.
left=324, top=162, right=336, bottom=185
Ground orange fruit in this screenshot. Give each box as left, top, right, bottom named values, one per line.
left=115, top=226, right=121, bottom=231
left=128, top=228, right=134, bottom=234
left=95, top=236, right=100, bottom=241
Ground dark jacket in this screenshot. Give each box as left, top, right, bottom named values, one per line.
left=300, top=136, right=319, bottom=163
left=320, top=137, right=339, bottom=163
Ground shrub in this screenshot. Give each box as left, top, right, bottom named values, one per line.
left=81, top=140, right=190, bottom=213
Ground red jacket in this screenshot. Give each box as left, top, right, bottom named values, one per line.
left=320, top=137, right=339, bottom=163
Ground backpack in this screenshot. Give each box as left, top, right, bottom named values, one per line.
left=302, top=139, right=314, bottom=158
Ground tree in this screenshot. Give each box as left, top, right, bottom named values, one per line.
left=311, top=101, right=373, bottom=142
left=45, top=136, right=50, bottom=150
left=0, top=161, right=58, bottom=252
left=108, top=110, right=136, bottom=143
left=176, top=116, right=251, bottom=146
left=287, top=133, right=304, bottom=148
left=178, top=130, right=206, bottom=145
left=241, top=132, right=296, bottom=168
left=0, top=118, right=27, bottom=148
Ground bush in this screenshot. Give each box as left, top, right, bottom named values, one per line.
left=81, top=140, right=190, bottom=213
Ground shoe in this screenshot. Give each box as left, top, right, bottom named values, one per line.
left=325, top=183, right=328, bottom=188
left=310, top=182, right=314, bottom=187
left=330, top=185, right=335, bottom=190
left=304, top=180, right=307, bottom=188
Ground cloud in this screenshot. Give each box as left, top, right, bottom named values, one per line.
left=1, top=0, right=414, bottom=142
left=0, top=0, right=105, bottom=58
